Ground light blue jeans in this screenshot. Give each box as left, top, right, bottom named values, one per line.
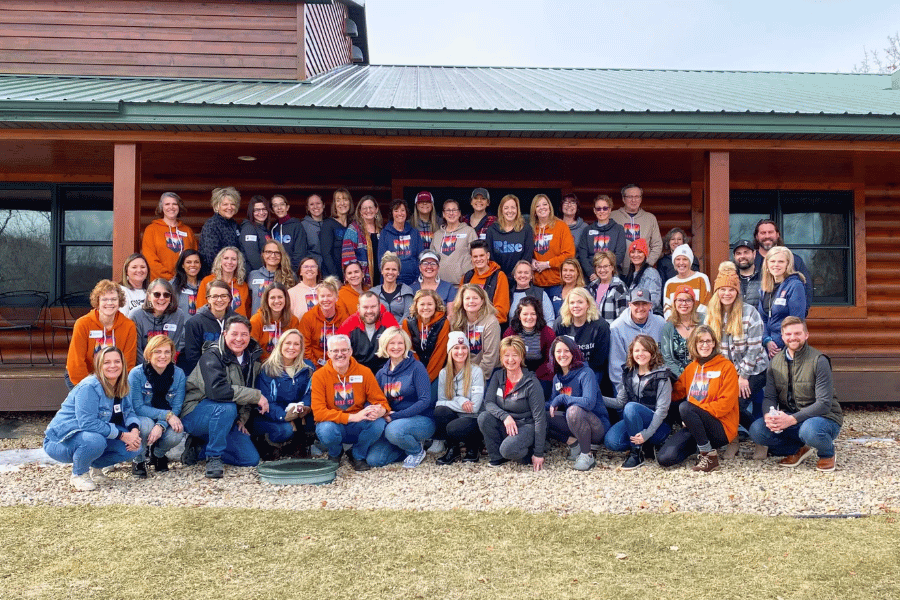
left=366, top=416, right=436, bottom=467
left=604, top=402, right=671, bottom=452
left=749, top=415, right=841, bottom=459
left=44, top=430, right=142, bottom=476
left=137, top=417, right=187, bottom=459
left=181, top=400, right=260, bottom=466
left=315, top=418, right=386, bottom=461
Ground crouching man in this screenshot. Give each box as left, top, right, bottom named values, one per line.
left=749, top=316, right=843, bottom=472
left=311, top=334, right=391, bottom=472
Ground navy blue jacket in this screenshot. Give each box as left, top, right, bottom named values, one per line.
left=375, top=353, right=434, bottom=420
left=549, top=364, right=611, bottom=433
left=377, top=222, right=423, bottom=286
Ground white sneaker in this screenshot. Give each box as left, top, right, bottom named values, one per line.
left=90, top=467, right=112, bottom=485
left=402, top=446, right=427, bottom=469
left=573, top=453, right=596, bottom=471
left=427, top=440, right=445, bottom=454
left=70, top=473, right=97, bottom=491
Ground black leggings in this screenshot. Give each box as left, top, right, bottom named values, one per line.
left=657, top=402, right=730, bottom=467
left=433, top=406, right=482, bottom=449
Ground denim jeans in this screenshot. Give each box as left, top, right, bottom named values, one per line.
left=246, top=411, right=295, bottom=444
left=315, top=418, right=386, bottom=461
left=749, top=415, right=841, bottom=459
left=604, top=402, right=671, bottom=452
left=367, top=416, right=436, bottom=467
left=181, top=400, right=260, bottom=466
left=44, top=431, right=142, bottom=476
left=137, top=416, right=188, bottom=460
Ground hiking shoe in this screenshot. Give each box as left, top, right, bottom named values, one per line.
left=488, top=458, right=509, bottom=467
left=778, top=445, right=814, bottom=468
left=619, top=447, right=645, bottom=471
left=70, top=473, right=97, bottom=492
left=347, top=454, right=371, bottom=472
left=327, top=448, right=344, bottom=464
left=180, top=435, right=202, bottom=466
left=427, top=439, right=445, bottom=454
left=567, top=441, right=581, bottom=461
left=310, top=441, right=326, bottom=457
left=693, top=451, right=720, bottom=472
left=403, top=446, right=427, bottom=469
left=816, top=454, right=836, bottom=472
left=90, top=467, right=112, bottom=484
left=132, top=461, right=148, bottom=479
left=573, top=453, right=596, bottom=471
left=205, top=457, right=224, bottom=479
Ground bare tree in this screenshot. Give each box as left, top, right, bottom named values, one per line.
left=853, top=32, right=900, bottom=74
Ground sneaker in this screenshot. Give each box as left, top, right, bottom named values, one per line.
left=347, top=454, right=371, bottom=472
left=436, top=445, right=461, bottom=466
left=403, top=446, right=427, bottom=469
left=180, top=435, right=202, bottom=466
left=427, top=439, right=445, bottom=454
left=205, top=457, right=224, bottom=479
left=816, top=454, right=836, bottom=472
left=619, top=447, right=645, bottom=471
left=90, top=467, right=112, bottom=485
left=722, top=440, right=741, bottom=460
left=692, top=451, right=720, bottom=472
left=70, top=473, right=97, bottom=492
left=132, top=461, right=148, bottom=479
left=778, top=445, right=814, bottom=468
left=573, top=453, right=596, bottom=471
left=488, top=458, right=509, bottom=467
left=566, top=441, right=581, bottom=461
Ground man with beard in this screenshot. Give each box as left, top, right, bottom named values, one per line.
left=337, top=291, right=399, bottom=374
left=732, top=239, right=762, bottom=312
left=753, top=220, right=812, bottom=308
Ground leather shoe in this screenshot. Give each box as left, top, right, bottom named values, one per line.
left=348, top=454, right=371, bottom=472
left=816, top=454, right=836, bottom=472
left=778, top=445, right=814, bottom=468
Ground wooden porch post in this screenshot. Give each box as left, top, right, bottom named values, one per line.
left=704, top=151, right=730, bottom=273
left=112, top=143, right=141, bottom=279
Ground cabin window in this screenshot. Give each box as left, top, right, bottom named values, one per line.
left=729, top=190, right=853, bottom=305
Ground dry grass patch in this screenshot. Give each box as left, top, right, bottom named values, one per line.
left=1, top=507, right=898, bottom=600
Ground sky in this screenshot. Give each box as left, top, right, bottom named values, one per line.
left=365, top=0, right=900, bottom=72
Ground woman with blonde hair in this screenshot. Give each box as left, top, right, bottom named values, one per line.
left=661, top=284, right=703, bottom=379
left=371, top=251, right=415, bottom=323
left=478, top=336, right=546, bottom=470
left=449, top=283, right=501, bottom=381
left=401, top=289, right=450, bottom=385
left=434, top=331, right=485, bottom=464
left=411, top=191, right=439, bottom=248
left=587, top=250, right=628, bottom=324
left=298, top=276, right=348, bottom=366
left=553, top=287, right=611, bottom=394
left=368, top=327, right=436, bottom=468
left=196, top=246, right=250, bottom=317
left=342, top=194, right=383, bottom=287
left=248, top=239, right=296, bottom=315
left=485, top=194, right=534, bottom=278
left=759, top=246, right=807, bottom=359
left=530, top=194, right=576, bottom=293
left=46, top=346, right=144, bottom=491
left=321, top=187, right=354, bottom=279
left=552, top=257, right=586, bottom=315
left=250, top=282, right=300, bottom=361
left=199, top=186, right=241, bottom=269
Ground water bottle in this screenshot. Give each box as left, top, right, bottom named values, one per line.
left=768, top=406, right=783, bottom=434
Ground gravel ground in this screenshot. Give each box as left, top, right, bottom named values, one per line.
left=1, top=405, right=898, bottom=516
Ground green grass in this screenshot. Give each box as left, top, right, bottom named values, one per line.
left=1, top=507, right=898, bottom=600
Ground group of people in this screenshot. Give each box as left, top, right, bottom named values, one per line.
left=46, top=185, right=841, bottom=491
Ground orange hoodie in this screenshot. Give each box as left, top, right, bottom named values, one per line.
left=196, top=274, right=251, bottom=318
left=141, top=219, right=198, bottom=281
left=66, top=309, right=137, bottom=385
left=311, top=357, right=390, bottom=424
left=338, top=284, right=363, bottom=316
left=401, top=311, right=450, bottom=381
left=298, top=302, right=349, bottom=366
left=532, top=219, right=575, bottom=287
left=250, top=311, right=301, bottom=361
left=674, top=353, right=740, bottom=443
left=462, top=261, right=510, bottom=324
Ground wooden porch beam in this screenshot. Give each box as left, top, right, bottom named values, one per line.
left=112, top=143, right=141, bottom=280
left=704, top=151, right=730, bottom=275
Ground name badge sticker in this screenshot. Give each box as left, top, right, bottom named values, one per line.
left=555, top=382, right=562, bottom=390
left=349, top=375, right=363, bottom=383
left=474, top=325, right=484, bottom=333
left=774, top=298, right=788, bottom=306
left=245, top=234, right=257, bottom=242
left=113, top=404, right=122, bottom=414
left=163, top=323, right=177, bottom=332
left=251, top=279, right=265, bottom=286
left=707, top=371, right=722, bottom=379
left=262, top=325, right=276, bottom=332
left=471, top=386, right=483, bottom=393
left=176, top=229, right=188, bottom=237
left=89, top=330, right=103, bottom=339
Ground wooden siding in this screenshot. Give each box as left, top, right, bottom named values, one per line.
left=304, top=2, right=351, bottom=79
left=0, top=0, right=301, bottom=79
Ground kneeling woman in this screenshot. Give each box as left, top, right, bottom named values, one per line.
left=547, top=336, right=610, bottom=471
left=368, top=327, right=436, bottom=468
left=434, top=331, right=485, bottom=464
left=657, top=325, right=739, bottom=472
left=478, top=336, right=546, bottom=471
left=604, top=335, right=672, bottom=470
left=44, top=347, right=145, bottom=491
left=128, top=335, right=187, bottom=476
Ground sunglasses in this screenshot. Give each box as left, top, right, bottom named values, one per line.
left=152, top=292, right=172, bottom=299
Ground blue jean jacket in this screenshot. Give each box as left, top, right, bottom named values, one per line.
left=45, top=376, right=140, bottom=443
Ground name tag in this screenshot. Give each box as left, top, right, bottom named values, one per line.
left=774, top=298, right=787, bottom=306
left=163, top=323, right=177, bottom=332
left=496, top=388, right=504, bottom=397
left=251, top=279, right=265, bottom=286
left=176, top=229, right=188, bottom=237
left=349, top=375, right=363, bottom=383
left=479, top=233, right=487, bottom=240
left=543, top=234, right=554, bottom=241
left=588, top=230, right=598, bottom=235
left=113, top=404, right=122, bottom=414
left=471, top=386, right=483, bottom=393
left=706, top=371, right=721, bottom=379
left=89, top=330, right=103, bottom=339
left=474, top=325, right=484, bottom=333
left=456, top=233, right=467, bottom=238
left=262, top=325, right=276, bottom=333
left=555, top=382, right=562, bottom=390
left=399, top=235, right=411, bottom=242
left=245, top=234, right=257, bottom=242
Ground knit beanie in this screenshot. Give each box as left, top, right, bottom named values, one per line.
left=447, top=331, right=467, bottom=353
left=628, top=238, right=649, bottom=257
left=713, top=261, right=741, bottom=292
left=672, top=243, right=694, bottom=264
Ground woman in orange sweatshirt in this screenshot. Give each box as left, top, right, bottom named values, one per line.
left=657, top=324, right=739, bottom=472
left=298, top=277, right=349, bottom=367
left=141, top=192, right=198, bottom=281
left=530, top=194, right=575, bottom=292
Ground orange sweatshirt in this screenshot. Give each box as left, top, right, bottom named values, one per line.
left=311, top=357, right=390, bottom=424
left=532, top=219, right=576, bottom=287
left=141, top=219, right=198, bottom=281
left=401, top=311, right=450, bottom=381
left=196, top=274, right=251, bottom=318
left=250, top=312, right=301, bottom=361
left=674, top=353, right=740, bottom=443
left=463, top=261, right=510, bottom=324
left=66, top=309, right=137, bottom=385
left=338, top=284, right=363, bottom=316
left=298, top=303, right=349, bottom=366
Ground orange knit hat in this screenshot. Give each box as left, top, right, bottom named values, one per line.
left=714, top=261, right=741, bottom=292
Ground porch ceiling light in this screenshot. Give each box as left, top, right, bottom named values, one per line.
left=238, top=155, right=256, bottom=161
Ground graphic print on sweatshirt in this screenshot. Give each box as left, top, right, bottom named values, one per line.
left=623, top=222, right=641, bottom=242
left=440, top=234, right=459, bottom=256
left=590, top=232, right=611, bottom=253
left=383, top=380, right=402, bottom=398
left=334, top=382, right=355, bottom=410
left=534, top=232, right=553, bottom=254
left=164, top=230, right=184, bottom=253
left=467, top=326, right=484, bottom=355
left=688, top=370, right=720, bottom=404
left=186, top=292, right=197, bottom=316
left=419, top=228, right=434, bottom=247
left=393, top=235, right=412, bottom=258
left=304, top=292, right=317, bottom=311
left=232, top=291, right=243, bottom=312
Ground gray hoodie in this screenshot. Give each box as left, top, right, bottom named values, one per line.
left=301, top=216, right=323, bottom=266
left=608, top=308, right=666, bottom=391
left=129, top=307, right=186, bottom=364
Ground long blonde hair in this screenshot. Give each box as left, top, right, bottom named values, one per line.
left=94, top=346, right=130, bottom=399
left=261, top=240, right=296, bottom=288
left=559, top=287, right=600, bottom=327
left=705, top=262, right=744, bottom=340
left=760, top=246, right=805, bottom=293
left=530, top=193, right=557, bottom=227
left=412, top=199, right=438, bottom=233
left=443, top=334, right=473, bottom=400
left=262, top=329, right=311, bottom=377
left=212, top=246, right=247, bottom=285
left=497, top=194, right=525, bottom=232
left=451, top=284, right=494, bottom=330
left=560, top=258, right=585, bottom=288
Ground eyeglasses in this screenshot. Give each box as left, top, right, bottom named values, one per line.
left=152, top=291, right=172, bottom=299
left=421, top=262, right=438, bottom=267
left=624, top=195, right=642, bottom=200
left=208, top=294, right=230, bottom=301
left=675, top=298, right=694, bottom=304
left=329, top=348, right=350, bottom=355
left=697, top=339, right=715, bottom=346
left=444, top=208, right=460, bottom=213
left=263, top=250, right=281, bottom=256
left=594, top=206, right=611, bottom=212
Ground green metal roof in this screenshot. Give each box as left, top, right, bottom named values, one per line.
left=1, top=65, right=898, bottom=139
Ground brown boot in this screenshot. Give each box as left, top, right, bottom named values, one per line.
left=723, top=440, right=740, bottom=460
left=693, top=450, right=720, bottom=472
left=751, top=443, right=769, bottom=460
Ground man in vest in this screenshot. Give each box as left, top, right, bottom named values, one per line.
left=749, top=316, right=843, bottom=472
left=336, top=291, right=399, bottom=375
left=461, top=239, right=510, bottom=325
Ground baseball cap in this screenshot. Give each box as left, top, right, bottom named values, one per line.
left=629, top=286, right=654, bottom=303
left=732, top=239, right=755, bottom=252
left=471, top=188, right=490, bottom=201
left=416, top=191, right=433, bottom=204
left=419, top=250, right=440, bottom=264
